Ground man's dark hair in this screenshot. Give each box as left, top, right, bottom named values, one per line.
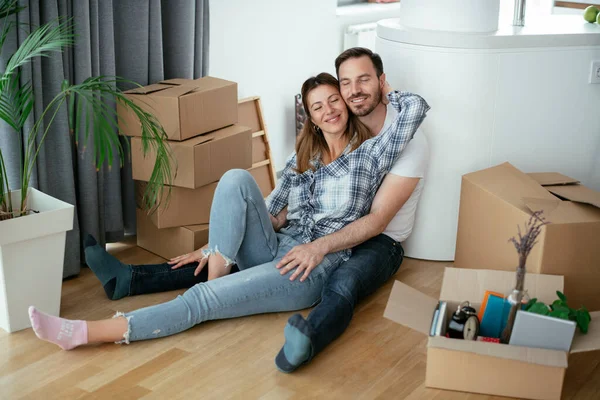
left=335, top=47, right=384, bottom=78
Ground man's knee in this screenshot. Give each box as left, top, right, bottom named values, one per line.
left=323, top=271, right=361, bottom=307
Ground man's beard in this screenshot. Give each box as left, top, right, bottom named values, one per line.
left=348, top=90, right=382, bottom=117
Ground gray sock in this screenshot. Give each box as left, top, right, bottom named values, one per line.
left=275, top=314, right=313, bottom=373
left=83, top=234, right=132, bottom=300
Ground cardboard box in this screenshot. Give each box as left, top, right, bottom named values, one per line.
left=136, top=208, right=208, bottom=260
left=136, top=162, right=276, bottom=229
left=131, top=124, right=252, bottom=189
left=454, top=162, right=600, bottom=311
left=384, top=267, right=600, bottom=400
left=118, top=77, right=238, bottom=141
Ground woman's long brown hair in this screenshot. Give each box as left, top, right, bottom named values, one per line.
left=295, top=73, right=372, bottom=173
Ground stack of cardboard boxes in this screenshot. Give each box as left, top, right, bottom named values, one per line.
left=118, top=77, right=276, bottom=260
left=384, top=162, right=600, bottom=400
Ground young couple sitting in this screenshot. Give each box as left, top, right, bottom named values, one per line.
left=29, top=47, right=431, bottom=373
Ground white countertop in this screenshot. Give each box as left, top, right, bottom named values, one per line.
left=378, top=15, right=600, bottom=49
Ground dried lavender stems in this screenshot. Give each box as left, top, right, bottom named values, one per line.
left=501, top=211, right=549, bottom=343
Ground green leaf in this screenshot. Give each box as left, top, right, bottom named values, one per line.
left=558, top=311, right=569, bottom=320
left=551, top=299, right=566, bottom=309
left=552, top=304, right=570, bottom=314
left=525, top=298, right=538, bottom=311
left=0, top=0, right=26, bottom=19
left=557, top=291, right=567, bottom=302
left=549, top=309, right=570, bottom=320
left=528, top=302, right=550, bottom=315
left=0, top=72, right=33, bottom=131
left=576, top=311, right=590, bottom=334
left=2, top=17, right=74, bottom=87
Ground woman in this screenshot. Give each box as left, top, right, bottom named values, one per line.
left=28, top=73, right=429, bottom=350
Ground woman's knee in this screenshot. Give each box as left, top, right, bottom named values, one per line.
left=220, top=169, right=254, bottom=189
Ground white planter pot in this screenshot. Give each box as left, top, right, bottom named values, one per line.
left=0, top=188, right=74, bottom=333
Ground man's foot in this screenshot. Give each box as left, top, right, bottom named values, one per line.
left=28, top=307, right=88, bottom=350
left=84, top=234, right=132, bottom=300
left=275, top=314, right=314, bottom=373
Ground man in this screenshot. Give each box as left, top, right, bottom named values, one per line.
left=275, top=47, right=430, bottom=372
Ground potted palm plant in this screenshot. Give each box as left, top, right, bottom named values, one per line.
left=0, top=0, right=173, bottom=332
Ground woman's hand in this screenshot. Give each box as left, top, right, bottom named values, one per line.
left=276, top=242, right=327, bottom=282
left=168, top=244, right=208, bottom=271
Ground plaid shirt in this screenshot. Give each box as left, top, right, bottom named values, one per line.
left=266, top=91, right=430, bottom=260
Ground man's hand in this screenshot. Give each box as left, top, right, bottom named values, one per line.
left=276, top=242, right=328, bottom=282
left=270, top=214, right=281, bottom=232
left=168, top=244, right=209, bottom=274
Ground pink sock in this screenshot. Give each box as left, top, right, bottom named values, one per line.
left=28, top=306, right=88, bottom=350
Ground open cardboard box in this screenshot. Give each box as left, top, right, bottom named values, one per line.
left=131, top=124, right=252, bottom=189
left=384, top=267, right=600, bottom=400
left=455, top=162, right=600, bottom=311
left=118, top=77, right=238, bottom=141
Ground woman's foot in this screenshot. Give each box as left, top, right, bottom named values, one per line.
left=84, top=234, right=132, bottom=300
left=275, top=314, right=314, bottom=373
left=28, top=307, right=88, bottom=350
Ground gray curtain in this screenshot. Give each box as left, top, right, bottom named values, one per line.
left=0, top=0, right=209, bottom=278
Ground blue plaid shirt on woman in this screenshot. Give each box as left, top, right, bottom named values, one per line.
left=266, top=90, right=430, bottom=260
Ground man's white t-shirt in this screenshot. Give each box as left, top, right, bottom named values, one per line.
left=377, top=102, right=429, bottom=242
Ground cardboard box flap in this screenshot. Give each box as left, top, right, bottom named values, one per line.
left=152, top=84, right=200, bottom=98
left=522, top=197, right=561, bottom=216
left=125, top=83, right=172, bottom=95
left=464, top=162, right=557, bottom=214
left=184, top=223, right=209, bottom=233
left=440, top=268, right=563, bottom=306
left=174, top=125, right=251, bottom=148
left=383, top=280, right=438, bottom=336
left=160, top=78, right=195, bottom=86
left=570, top=311, right=600, bottom=354
left=528, top=172, right=580, bottom=186
left=200, top=125, right=251, bottom=142
left=428, top=336, right=568, bottom=368
left=545, top=184, right=600, bottom=209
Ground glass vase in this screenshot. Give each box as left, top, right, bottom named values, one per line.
left=501, top=288, right=530, bottom=344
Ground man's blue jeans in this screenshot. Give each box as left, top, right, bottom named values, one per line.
left=305, top=234, right=404, bottom=359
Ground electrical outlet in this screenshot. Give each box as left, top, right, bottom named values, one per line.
left=591, top=61, right=600, bottom=84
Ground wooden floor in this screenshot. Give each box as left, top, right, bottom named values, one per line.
left=1, top=237, right=599, bottom=400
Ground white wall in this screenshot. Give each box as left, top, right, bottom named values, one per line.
left=209, top=0, right=339, bottom=171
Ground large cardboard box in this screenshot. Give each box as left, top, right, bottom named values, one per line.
left=136, top=208, right=208, bottom=260
left=454, top=162, right=600, bottom=311
left=118, top=77, right=238, bottom=141
left=137, top=162, right=276, bottom=229
left=131, top=124, right=252, bottom=189
left=384, top=268, right=600, bottom=400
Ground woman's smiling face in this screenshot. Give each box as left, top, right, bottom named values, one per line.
left=307, top=84, right=349, bottom=136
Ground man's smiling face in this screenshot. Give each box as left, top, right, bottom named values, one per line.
left=338, top=55, right=384, bottom=117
